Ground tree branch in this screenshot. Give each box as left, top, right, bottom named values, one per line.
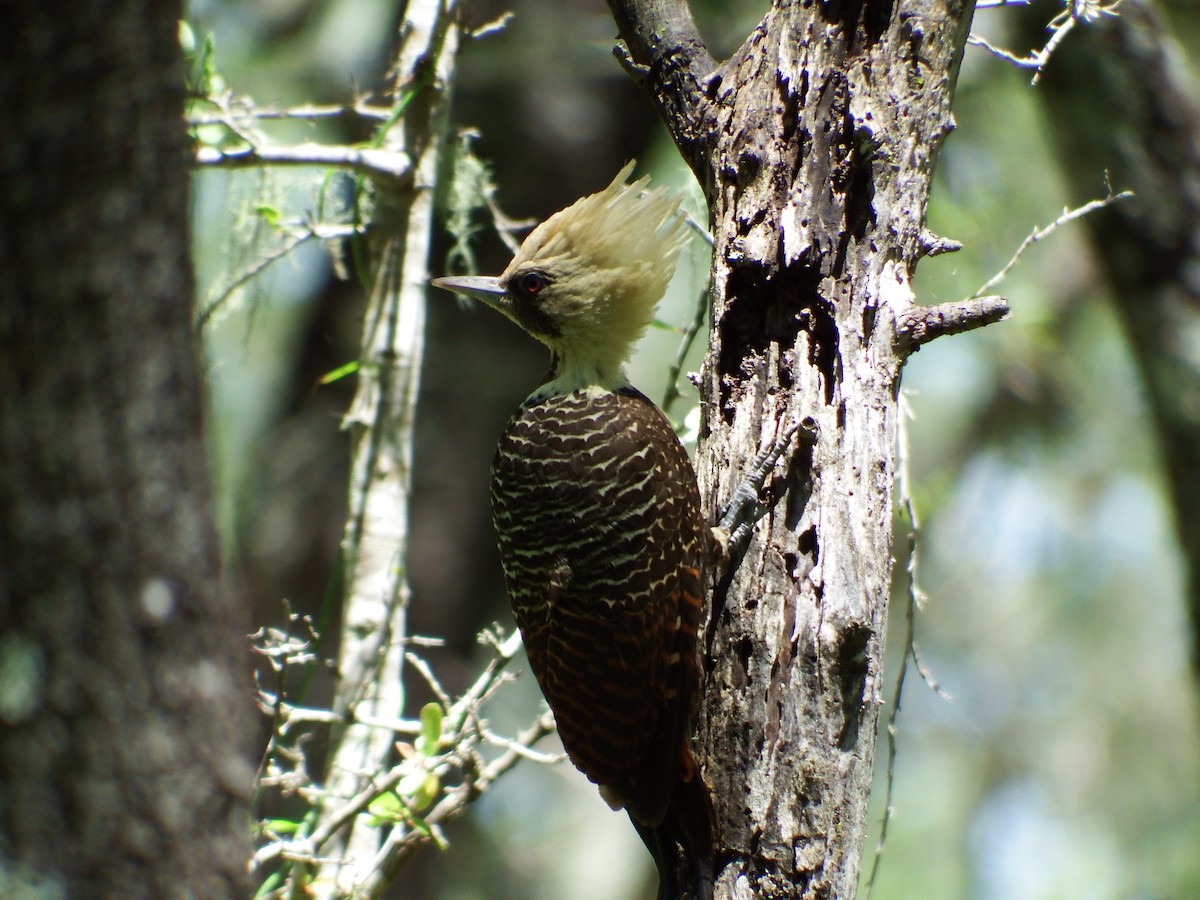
left=968, top=0, right=1122, bottom=85
left=195, top=142, right=412, bottom=181
left=188, top=101, right=392, bottom=127
left=895, top=296, right=1010, bottom=354
left=195, top=223, right=360, bottom=331
left=607, top=0, right=716, bottom=75
left=605, top=0, right=718, bottom=172
left=973, top=189, right=1134, bottom=297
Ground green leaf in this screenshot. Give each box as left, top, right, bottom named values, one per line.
left=178, top=20, right=196, bottom=55
left=255, top=205, right=281, bottom=227
left=319, top=360, right=360, bottom=385
left=416, top=702, right=443, bottom=756
left=367, top=790, right=405, bottom=825
left=408, top=814, right=449, bottom=849
left=263, top=818, right=302, bottom=835
left=410, top=771, right=440, bottom=812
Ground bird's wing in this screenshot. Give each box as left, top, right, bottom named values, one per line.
left=491, top=388, right=706, bottom=823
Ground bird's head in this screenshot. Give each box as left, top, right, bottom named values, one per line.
left=432, top=162, right=689, bottom=392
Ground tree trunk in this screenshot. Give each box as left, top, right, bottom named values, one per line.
left=609, top=1, right=983, bottom=895
left=1016, top=0, right=1200, bottom=675
left=311, top=3, right=464, bottom=896
left=0, top=3, right=254, bottom=896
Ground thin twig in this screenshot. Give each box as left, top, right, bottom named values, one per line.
left=481, top=727, right=565, bottom=764
left=866, top=398, right=931, bottom=896
left=469, top=12, right=514, bottom=40
left=361, top=712, right=557, bottom=898
left=404, top=652, right=454, bottom=709
left=661, top=283, right=710, bottom=414
left=973, top=189, right=1134, bottom=297
left=969, top=0, right=1122, bottom=85
left=442, top=629, right=526, bottom=734
left=195, top=224, right=329, bottom=330
left=188, top=101, right=392, bottom=127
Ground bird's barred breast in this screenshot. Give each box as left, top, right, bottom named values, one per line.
left=491, top=388, right=700, bottom=617
left=490, top=386, right=705, bottom=801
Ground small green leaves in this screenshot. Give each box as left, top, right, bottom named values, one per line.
left=363, top=702, right=447, bottom=844
left=254, top=205, right=282, bottom=228
left=263, top=818, right=303, bottom=835
left=178, top=19, right=197, bottom=55
left=397, top=770, right=441, bottom=812
left=180, top=19, right=223, bottom=100
left=319, top=360, right=360, bottom=385
left=416, top=702, right=444, bottom=756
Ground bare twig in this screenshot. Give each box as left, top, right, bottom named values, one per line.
left=195, top=141, right=412, bottom=180
left=469, top=12, right=514, bottom=40
left=361, top=712, right=557, bottom=898
left=661, top=283, right=710, bottom=415
left=443, top=629, right=526, bottom=733
left=195, top=223, right=360, bottom=331
left=487, top=197, right=536, bottom=254
left=404, top=652, right=454, bottom=709
left=973, top=189, right=1134, bottom=297
left=481, top=726, right=565, bottom=764
left=864, top=399, right=948, bottom=896
left=916, top=229, right=963, bottom=258
left=189, top=101, right=392, bottom=127
left=969, top=0, right=1122, bottom=85
left=898, top=189, right=1131, bottom=354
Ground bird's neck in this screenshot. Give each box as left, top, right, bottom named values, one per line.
left=530, top=351, right=628, bottom=398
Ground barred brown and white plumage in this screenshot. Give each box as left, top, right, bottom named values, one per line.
left=492, top=386, right=705, bottom=821
left=433, top=163, right=715, bottom=900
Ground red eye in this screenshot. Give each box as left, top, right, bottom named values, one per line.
left=519, top=272, right=546, bottom=295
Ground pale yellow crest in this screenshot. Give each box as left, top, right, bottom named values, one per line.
left=503, top=162, right=691, bottom=391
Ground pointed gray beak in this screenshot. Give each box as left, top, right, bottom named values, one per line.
left=430, top=275, right=507, bottom=301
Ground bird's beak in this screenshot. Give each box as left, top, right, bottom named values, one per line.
left=430, top=275, right=507, bottom=302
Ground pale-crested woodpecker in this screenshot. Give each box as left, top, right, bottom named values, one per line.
left=433, top=164, right=715, bottom=899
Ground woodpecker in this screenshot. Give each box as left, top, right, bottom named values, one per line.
left=433, top=164, right=715, bottom=899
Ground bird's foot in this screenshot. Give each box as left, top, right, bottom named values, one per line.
left=714, top=415, right=816, bottom=562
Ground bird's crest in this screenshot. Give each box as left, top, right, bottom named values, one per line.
left=504, top=162, right=690, bottom=391
left=510, top=161, right=689, bottom=292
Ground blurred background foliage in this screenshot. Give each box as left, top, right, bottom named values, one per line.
left=188, top=0, right=1200, bottom=897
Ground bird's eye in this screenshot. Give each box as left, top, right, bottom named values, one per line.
left=518, top=272, right=546, bottom=296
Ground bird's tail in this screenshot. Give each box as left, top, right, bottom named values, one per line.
left=632, top=752, right=715, bottom=900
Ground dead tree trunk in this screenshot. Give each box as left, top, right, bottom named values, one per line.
left=0, top=2, right=254, bottom=896
left=609, top=2, right=997, bottom=895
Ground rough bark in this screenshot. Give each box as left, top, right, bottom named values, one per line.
left=0, top=3, right=255, bottom=897
left=609, top=1, right=980, bottom=896
left=1016, top=0, right=1200, bottom=673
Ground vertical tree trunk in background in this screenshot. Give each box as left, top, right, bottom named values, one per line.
left=314, top=3, right=463, bottom=895
left=610, top=1, right=980, bottom=895
left=1016, top=0, right=1200, bottom=674
left=0, top=4, right=254, bottom=897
